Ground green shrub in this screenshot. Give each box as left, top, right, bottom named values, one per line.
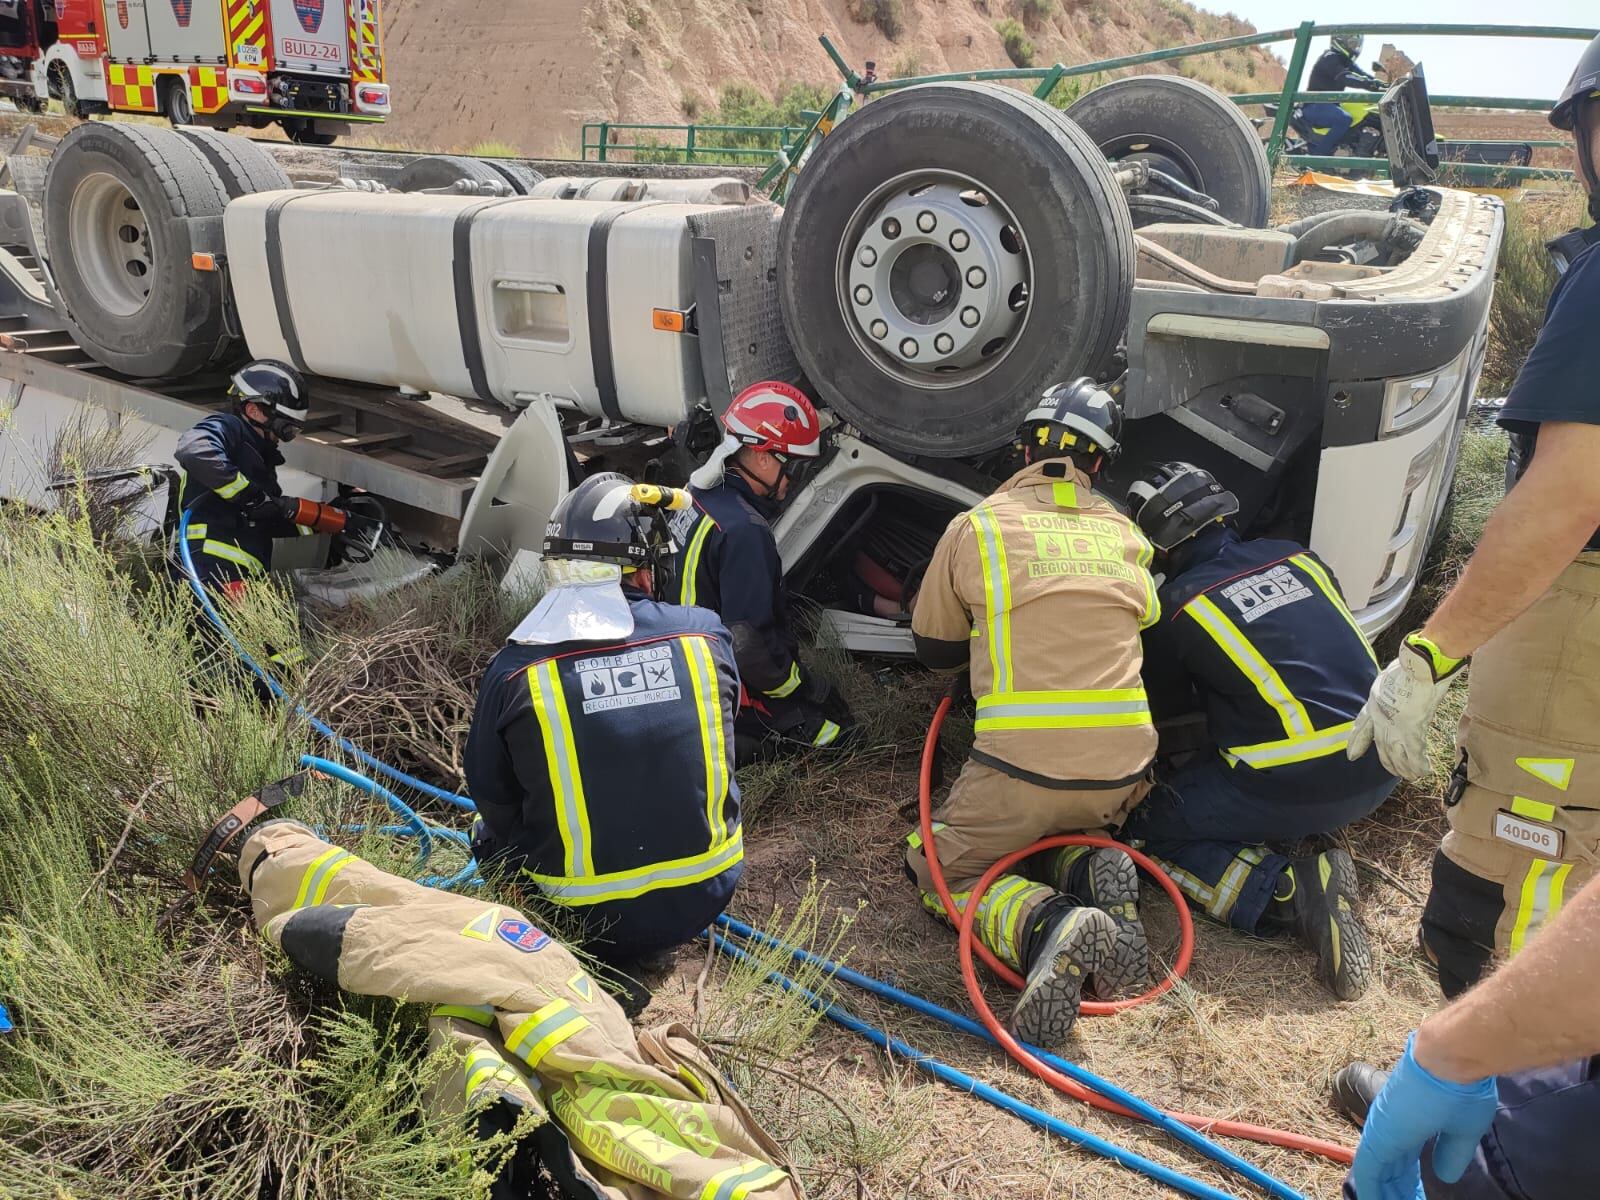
left=995, top=17, right=1034, bottom=68
left=852, top=0, right=903, bottom=39
left=1019, top=0, right=1055, bottom=24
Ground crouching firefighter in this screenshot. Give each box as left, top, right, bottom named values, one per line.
left=1123, top=463, right=1396, bottom=1001
left=672, top=381, right=853, bottom=764
left=906, top=379, right=1160, bottom=1046
left=193, top=805, right=799, bottom=1200
left=466, top=473, right=745, bottom=966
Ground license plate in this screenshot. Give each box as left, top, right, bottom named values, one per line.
left=1494, top=809, right=1564, bottom=858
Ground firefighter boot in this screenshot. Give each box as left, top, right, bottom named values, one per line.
left=1056, top=847, right=1150, bottom=997
left=1011, top=906, right=1119, bottom=1047
left=1330, top=1062, right=1389, bottom=1127
left=1270, top=849, right=1371, bottom=1000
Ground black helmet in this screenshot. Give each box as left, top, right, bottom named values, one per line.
left=230, top=359, right=309, bottom=441
left=1553, top=33, right=1600, bottom=208
left=1331, top=33, right=1363, bottom=59
left=1126, top=462, right=1240, bottom=553
left=1017, top=378, right=1123, bottom=465
left=543, top=472, right=673, bottom=576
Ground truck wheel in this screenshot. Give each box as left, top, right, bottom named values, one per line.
left=484, top=159, right=544, bottom=195
left=393, top=154, right=508, bottom=193
left=779, top=82, right=1133, bottom=458
left=162, top=77, right=194, bottom=127
left=15, top=94, right=44, bottom=115
left=44, top=123, right=232, bottom=378
left=1067, top=75, right=1271, bottom=228
left=50, top=62, right=81, bottom=120
left=176, top=127, right=291, bottom=197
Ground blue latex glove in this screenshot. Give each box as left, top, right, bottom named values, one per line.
left=1349, top=1033, right=1499, bottom=1200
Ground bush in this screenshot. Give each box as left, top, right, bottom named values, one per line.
left=995, top=18, right=1034, bottom=68
left=1019, top=0, right=1055, bottom=24
left=851, top=0, right=902, bottom=39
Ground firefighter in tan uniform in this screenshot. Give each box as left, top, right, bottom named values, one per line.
left=232, top=818, right=800, bottom=1200
left=907, top=380, right=1159, bottom=1046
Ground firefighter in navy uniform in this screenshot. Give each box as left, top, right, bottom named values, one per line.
left=672, top=381, right=853, bottom=763
left=1122, top=463, right=1396, bottom=1000
left=466, top=473, right=745, bottom=966
left=173, top=359, right=320, bottom=592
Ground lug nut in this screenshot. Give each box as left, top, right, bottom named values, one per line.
left=869, top=319, right=888, bottom=339
left=916, top=210, right=936, bottom=233
left=966, top=266, right=987, bottom=288
left=854, top=284, right=872, bottom=305
left=950, top=229, right=970, bottom=251
left=960, top=306, right=980, bottom=328
left=899, top=338, right=920, bottom=359
left=934, top=333, right=955, bottom=354
left=882, top=217, right=901, bottom=239
left=859, top=245, right=878, bottom=267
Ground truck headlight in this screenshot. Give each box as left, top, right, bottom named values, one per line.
left=1382, top=348, right=1467, bottom=435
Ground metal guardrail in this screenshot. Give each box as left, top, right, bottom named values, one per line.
left=581, top=121, right=807, bottom=164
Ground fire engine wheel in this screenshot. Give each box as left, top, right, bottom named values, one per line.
left=162, top=78, right=195, bottom=127
left=1066, top=75, right=1271, bottom=228
left=175, top=128, right=291, bottom=198
left=393, top=154, right=511, bottom=193
left=44, top=123, right=232, bottom=378
left=780, top=82, right=1132, bottom=458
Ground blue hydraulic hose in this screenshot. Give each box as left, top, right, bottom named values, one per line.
left=177, top=509, right=478, bottom=813
left=710, top=930, right=1243, bottom=1200
left=716, top=916, right=1301, bottom=1200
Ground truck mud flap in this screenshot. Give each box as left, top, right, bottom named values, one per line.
left=687, top=205, right=797, bottom=413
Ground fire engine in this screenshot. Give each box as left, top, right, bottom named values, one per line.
left=0, top=0, right=387, bottom=143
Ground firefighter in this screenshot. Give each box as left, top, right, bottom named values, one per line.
left=1329, top=36, right=1600, bottom=1164
left=905, top=379, right=1159, bottom=1045
left=465, top=473, right=744, bottom=966
left=235, top=819, right=800, bottom=1200
left=1123, top=462, right=1396, bottom=1001
left=672, top=381, right=853, bottom=763
left=1303, top=33, right=1385, bottom=155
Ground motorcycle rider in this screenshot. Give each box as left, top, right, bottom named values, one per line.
left=1303, top=33, right=1385, bottom=156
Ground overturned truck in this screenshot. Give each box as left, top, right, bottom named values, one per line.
left=0, top=74, right=1502, bottom=650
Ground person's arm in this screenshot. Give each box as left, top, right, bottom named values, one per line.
left=911, top=516, right=973, bottom=673
left=718, top=523, right=806, bottom=699
left=175, top=419, right=269, bottom=509
left=1421, top=421, right=1600, bottom=660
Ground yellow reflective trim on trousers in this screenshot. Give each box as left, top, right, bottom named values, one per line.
left=679, top=515, right=715, bottom=606
left=975, top=687, right=1151, bottom=731
left=465, top=1049, right=525, bottom=1103
left=905, top=821, right=948, bottom=852
left=524, top=830, right=744, bottom=906
left=1511, top=795, right=1557, bottom=822
left=1290, top=553, right=1377, bottom=666
left=684, top=637, right=730, bottom=844
left=702, top=1162, right=790, bottom=1200
left=1510, top=859, right=1573, bottom=955
left=292, top=847, right=352, bottom=908
left=1186, top=595, right=1311, bottom=738
left=504, top=998, right=589, bottom=1069
left=433, top=1003, right=496, bottom=1027
left=215, top=471, right=251, bottom=499
left=200, top=540, right=265, bottom=574
left=764, top=660, right=802, bottom=699
left=812, top=719, right=842, bottom=746
left=527, top=659, right=594, bottom=878
left=1226, top=721, right=1355, bottom=769
left=969, top=505, right=1013, bottom=694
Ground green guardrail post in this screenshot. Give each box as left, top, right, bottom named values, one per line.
left=597, top=122, right=609, bottom=164
left=1267, top=21, right=1315, bottom=169
left=818, top=34, right=860, bottom=89
left=1033, top=63, right=1066, bottom=102
left=685, top=124, right=696, bottom=163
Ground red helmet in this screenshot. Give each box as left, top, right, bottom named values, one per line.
left=721, top=381, right=822, bottom=458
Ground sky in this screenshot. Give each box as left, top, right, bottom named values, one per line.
left=1207, top=2, right=1594, bottom=103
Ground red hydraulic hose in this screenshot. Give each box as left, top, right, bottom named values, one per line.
left=919, top=695, right=1356, bottom=1166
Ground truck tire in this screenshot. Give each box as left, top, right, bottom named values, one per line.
left=162, top=76, right=195, bottom=127
left=44, top=123, right=233, bottom=378
left=779, top=82, right=1133, bottom=458
left=484, top=159, right=544, bottom=195
left=1067, top=75, right=1271, bottom=228
left=176, top=128, right=291, bottom=198
left=393, top=154, right=510, bottom=193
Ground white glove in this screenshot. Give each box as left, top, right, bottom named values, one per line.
left=1347, top=633, right=1466, bottom=780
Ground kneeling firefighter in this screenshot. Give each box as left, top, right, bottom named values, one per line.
left=466, top=473, right=745, bottom=965
left=906, top=379, right=1160, bottom=1045
left=672, top=381, right=854, bottom=763
left=1124, top=462, right=1396, bottom=1001
left=196, top=806, right=799, bottom=1200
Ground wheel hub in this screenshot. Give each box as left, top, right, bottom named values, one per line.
left=841, top=174, right=1029, bottom=384
left=67, top=173, right=152, bottom=318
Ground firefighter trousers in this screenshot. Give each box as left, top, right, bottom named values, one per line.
left=904, top=756, right=1147, bottom=970
left=1422, top=556, right=1600, bottom=998
left=1124, top=758, right=1397, bottom=932
left=239, top=821, right=800, bottom=1200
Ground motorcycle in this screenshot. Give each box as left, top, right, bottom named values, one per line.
left=1265, top=60, right=1391, bottom=158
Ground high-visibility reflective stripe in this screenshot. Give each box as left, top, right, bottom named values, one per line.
left=764, top=661, right=802, bottom=699
left=293, top=847, right=351, bottom=908
left=812, top=719, right=841, bottom=747
left=295, top=523, right=315, bottom=537
left=684, top=637, right=730, bottom=844
left=433, top=1003, right=496, bottom=1027
left=527, top=660, right=594, bottom=878
left=215, top=471, right=251, bottom=499
left=1130, top=523, right=1155, bottom=570
left=1137, top=561, right=1161, bottom=630
left=975, top=687, right=1150, bottom=731
left=1051, top=481, right=1078, bottom=508
left=1290, top=554, right=1377, bottom=666
left=1511, top=795, right=1557, bottom=822
left=1226, top=721, right=1354, bottom=769
left=1509, top=859, right=1573, bottom=955
left=702, top=1162, right=790, bottom=1200
left=268, top=646, right=307, bottom=667
left=905, top=821, right=948, bottom=852
left=679, top=515, right=715, bottom=606
left=969, top=505, right=1013, bottom=694
left=465, top=1049, right=526, bottom=1103
left=200, top=540, right=265, bottom=574
left=525, top=831, right=744, bottom=906
left=1212, top=855, right=1254, bottom=922
left=185, top=524, right=208, bottom=539
left=1186, top=595, right=1311, bottom=738
left=505, top=999, right=589, bottom=1069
